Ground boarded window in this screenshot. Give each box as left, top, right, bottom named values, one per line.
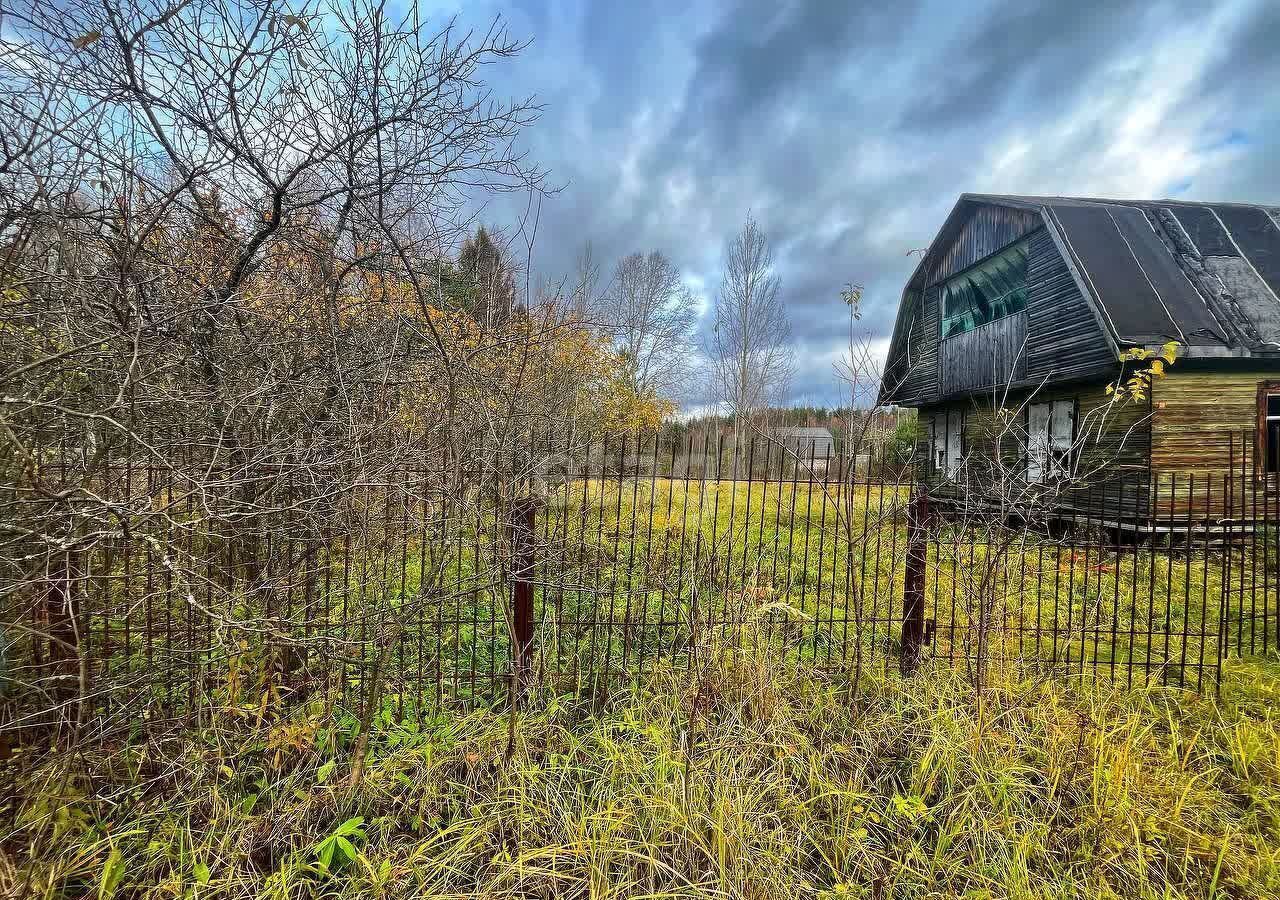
left=1027, top=399, right=1075, bottom=482
left=930, top=410, right=964, bottom=478
left=932, top=416, right=945, bottom=474
left=939, top=238, right=1030, bottom=338
left=946, top=412, right=964, bottom=477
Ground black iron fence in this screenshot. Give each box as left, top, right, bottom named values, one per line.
left=3, top=429, right=1277, bottom=737
left=923, top=473, right=1277, bottom=693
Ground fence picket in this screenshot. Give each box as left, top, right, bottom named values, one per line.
left=6, top=428, right=1277, bottom=735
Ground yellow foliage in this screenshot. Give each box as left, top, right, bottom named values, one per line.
left=1109, top=341, right=1179, bottom=404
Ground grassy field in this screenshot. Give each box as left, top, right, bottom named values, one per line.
left=8, top=648, right=1280, bottom=898
left=430, top=478, right=1267, bottom=695
left=76, top=479, right=1275, bottom=714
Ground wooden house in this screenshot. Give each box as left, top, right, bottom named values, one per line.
left=879, top=194, right=1280, bottom=519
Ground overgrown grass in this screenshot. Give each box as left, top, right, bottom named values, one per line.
left=7, top=645, right=1280, bottom=898
left=78, top=479, right=1274, bottom=711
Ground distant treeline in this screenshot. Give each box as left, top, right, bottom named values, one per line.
left=667, top=406, right=914, bottom=435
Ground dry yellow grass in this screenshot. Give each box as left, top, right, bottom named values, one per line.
left=8, top=644, right=1280, bottom=899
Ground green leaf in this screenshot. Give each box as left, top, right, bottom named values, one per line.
left=316, top=839, right=334, bottom=871
left=99, top=847, right=125, bottom=899
left=193, top=861, right=210, bottom=884
left=316, top=759, right=336, bottom=784
left=335, top=816, right=365, bottom=837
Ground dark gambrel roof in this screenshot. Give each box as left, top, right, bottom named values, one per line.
left=948, top=194, right=1280, bottom=354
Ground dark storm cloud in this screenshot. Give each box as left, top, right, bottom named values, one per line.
left=435, top=0, right=1279, bottom=406
left=660, top=0, right=919, bottom=166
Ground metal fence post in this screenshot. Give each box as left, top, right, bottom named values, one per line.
left=512, top=498, right=536, bottom=683
left=901, top=483, right=930, bottom=675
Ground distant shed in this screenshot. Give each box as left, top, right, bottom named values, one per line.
left=775, top=426, right=835, bottom=460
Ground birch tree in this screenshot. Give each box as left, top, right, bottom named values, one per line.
left=595, top=250, right=697, bottom=403
left=706, top=214, right=793, bottom=458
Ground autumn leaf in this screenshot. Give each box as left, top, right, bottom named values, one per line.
left=270, top=15, right=310, bottom=36
left=71, top=31, right=102, bottom=50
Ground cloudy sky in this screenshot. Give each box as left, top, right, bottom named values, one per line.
left=431, top=0, right=1280, bottom=407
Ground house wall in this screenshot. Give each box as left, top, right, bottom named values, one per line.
left=916, top=370, right=1280, bottom=519
left=938, top=310, right=1027, bottom=396
left=1024, top=228, right=1115, bottom=383
left=917, top=378, right=1154, bottom=519
left=1149, top=369, right=1280, bottom=516
left=887, top=287, right=940, bottom=405
left=920, top=384, right=1148, bottom=465
left=1150, top=370, right=1273, bottom=474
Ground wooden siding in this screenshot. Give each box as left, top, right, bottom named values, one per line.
left=1150, top=370, right=1271, bottom=475
left=924, top=204, right=1042, bottom=286
left=1024, top=228, right=1115, bottom=382
left=1147, top=370, right=1278, bottom=517
left=919, top=379, right=1153, bottom=519
left=891, top=286, right=940, bottom=405
left=938, top=311, right=1027, bottom=397
left=1072, top=382, right=1151, bottom=478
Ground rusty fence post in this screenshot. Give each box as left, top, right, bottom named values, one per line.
left=512, top=498, right=536, bottom=686
left=900, top=483, right=930, bottom=675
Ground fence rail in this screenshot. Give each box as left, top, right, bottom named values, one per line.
left=3, top=429, right=1277, bottom=737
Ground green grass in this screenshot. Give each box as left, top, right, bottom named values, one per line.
left=74, top=479, right=1275, bottom=713
left=8, top=646, right=1280, bottom=898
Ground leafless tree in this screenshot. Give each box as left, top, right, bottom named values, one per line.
left=594, top=250, right=697, bottom=403
left=0, top=0, right=636, bottom=779
left=569, top=240, right=605, bottom=321
left=706, top=214, right=793, bottom=459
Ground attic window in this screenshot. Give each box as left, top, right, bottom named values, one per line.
left=940, top=238, right=1031, bottom=338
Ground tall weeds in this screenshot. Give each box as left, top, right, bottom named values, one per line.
left=5, top=648, right=1280, bottom=899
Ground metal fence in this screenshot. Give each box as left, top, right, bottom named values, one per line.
left=922, top=472, right=1277, bottom=693
left=3, top=429, right=1277, bottom=737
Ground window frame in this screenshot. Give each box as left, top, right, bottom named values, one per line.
left=930, top=409, right=965, bottom=479
left=1026, top=398, right=1077, bottom=483
left=938, top=236, right=1032, bottom=340
left=946, top=409, right=965, bottom=478
left=931, top=415, right=943, bottom=475
left=1259, top=380, right=1280, bottom=477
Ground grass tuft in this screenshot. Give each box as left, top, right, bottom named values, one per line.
left=6, top=651, right=1280, bottom=898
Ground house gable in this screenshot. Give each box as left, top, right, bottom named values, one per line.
left=881, top=197, right=1112, bottom=406
left=923, top=203, right=1041, bottom=286
left=880, top=192, right=1280, bottom=410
